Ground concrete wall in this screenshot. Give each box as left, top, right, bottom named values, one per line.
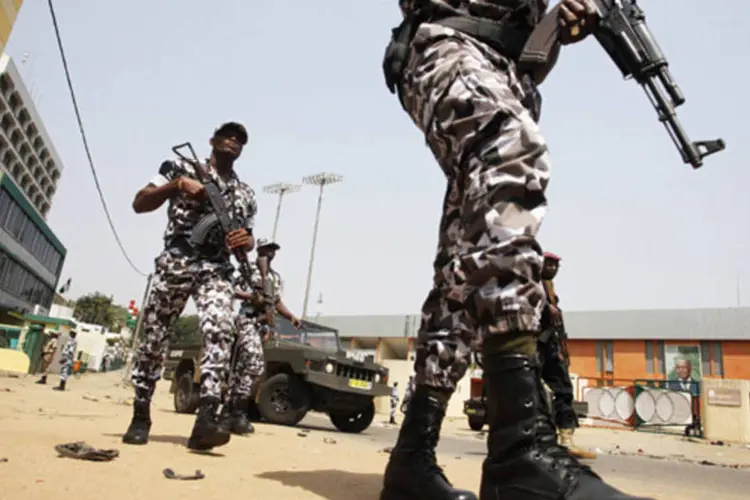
left=374, top=359, right=470, bottom=419
left=702, top=378, right=750, bottom=444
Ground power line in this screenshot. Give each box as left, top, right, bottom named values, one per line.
left=46, top=0, right=147, bottom=276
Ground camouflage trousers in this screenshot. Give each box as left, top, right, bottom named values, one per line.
left=131, top=247, right=235, bottom=403
left=229, top=312, right=266, bottom=398
left=402, top=25, right=550, bottom=392
left=59, top=359, right=73, bottom=381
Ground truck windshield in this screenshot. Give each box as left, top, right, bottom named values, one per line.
left=277, top=330, right=341, bottom=353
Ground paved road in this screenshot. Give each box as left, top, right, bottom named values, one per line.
left=300, top=414, right=750, bottom=499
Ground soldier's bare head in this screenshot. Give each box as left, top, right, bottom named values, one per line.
left=210, top=121, right=248, bottom=167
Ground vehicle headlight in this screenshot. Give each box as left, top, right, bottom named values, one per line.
left=325, top=363, right=334, bottom=374
left=374, top=374, right=381, bottom=384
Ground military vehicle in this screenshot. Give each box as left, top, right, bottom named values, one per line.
left=162, top=316, right=391, bottom=433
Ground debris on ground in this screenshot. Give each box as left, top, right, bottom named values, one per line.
left=380, top=447, right=393, bottom=454
left=54, top=442, right=119, bottom=462
left=0, top=458, right=8, bottom=463
left=323, top=437, right=337, bottom=444
left=163, top=468, right=205, bottom=480
left=82, top=395, right=99, bottom=402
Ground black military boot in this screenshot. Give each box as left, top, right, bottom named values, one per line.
left=229, top=396, right=254, bottom=435
left=53, top=380, right=66, bottom=391
left=122, top=400, right=152, bottom=445
left=381, top=385, right=477, bottom=500
left=187, top=397, right=232, bottom=451
left=479, top=353, right=653, bottom=500
left=36, top=375, right=47, bottom=384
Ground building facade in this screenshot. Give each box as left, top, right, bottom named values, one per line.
left=0, top=1, right=23, bottom=53
left=0, top=53, right=63, bottom=217
left=0, top=171, right=65, bottom=319
left=316, top=308, right=750, bottom=417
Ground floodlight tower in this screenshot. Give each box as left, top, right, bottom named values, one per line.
left=262, top=182, right=301, bottom=240
left=301, top=173, right=343, bottom=318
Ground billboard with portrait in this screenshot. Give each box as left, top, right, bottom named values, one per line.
left=663, top=345, right=702, bottom=397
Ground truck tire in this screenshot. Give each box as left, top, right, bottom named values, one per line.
left=468, top=415, right=484, bottom=431
left=174, top=371, right=199, bottom=414
left=257, top=373, right=310, bottom=426
left=329, top=399, right=375, bottom=434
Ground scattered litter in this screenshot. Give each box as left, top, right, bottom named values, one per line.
left=54, top=442, right=119, bottom=462
left=710, top=440, right=725, bottom=446
left=323, top=438, right=337, bottom=444
left=2, top=387, right=13, bottom=392
left=82, top=395, right=99, bottom=402
left=595, top=448, right=604, bottom=454
left=0, top=458, right=7, bottom=463
left=163, top=468, right=205, bottom=480
left=297, top=432, right=308, bottom=438
left=381, top=447, right=393, bottom=454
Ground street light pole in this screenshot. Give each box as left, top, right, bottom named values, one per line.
left=301, top=173, right=343, bottom=318
left=263, top=182, right=301, bottom=241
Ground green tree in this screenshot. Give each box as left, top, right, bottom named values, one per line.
left=173, top=315, right=200, bottom=343
left=73, top=292, right=130, bottom=331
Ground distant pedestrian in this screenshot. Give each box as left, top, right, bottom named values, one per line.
left=54, top=331, right=77, bottom=391
left=36, top=331, right=60, bottom=385
left=390, top=382, right=399, bottom=424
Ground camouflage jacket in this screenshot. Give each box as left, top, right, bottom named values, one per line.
left=60, top=337, right=77, bottom=364
left=233, top=264, right=283, bottom=318
left=149, top=158, right=257, bottom=254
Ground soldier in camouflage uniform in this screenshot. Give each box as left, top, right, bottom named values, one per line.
left=123, top=122, right=257, bottom=452
left=224, top=238, right=300, bottom=435
left=53, top=331, right=77, bottom=391
left=389, top=382, right=399, bottom=424
left=539, top=251, right=596, bottom=460
left=380, top=1, right=649, bottom=499
left=36, top=331, right=60, bottom=385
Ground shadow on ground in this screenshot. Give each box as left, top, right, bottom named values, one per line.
left=258, top=469, right=383, bottom=500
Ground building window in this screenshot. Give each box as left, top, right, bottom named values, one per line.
left=712, top=343, right=724, bottom=377
left=700, top=342, right=711, bottom=377
left=0, top=249, right=54, bottom=309
left=645, top=341, right=654, bottom=373
left=656, top=341, right=666, bottom=374
left=595, top=341, right=603, bottom=373
left=595, top=341, right=614, bottom=374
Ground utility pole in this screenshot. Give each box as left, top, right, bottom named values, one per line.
left=263, top=182, right=301, bottom=241
left=121, top=273, right=154, bottom=386
left=301, top=173, right=343, bottom=318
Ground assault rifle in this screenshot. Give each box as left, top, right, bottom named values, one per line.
left=542, top=279, right=570, bottom=366
left=170, top=143, right=265, bottom=308
left=521, top=0, right=725, bottom=169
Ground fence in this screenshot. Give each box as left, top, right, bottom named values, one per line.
left=574, top=376, right=702, bottom=437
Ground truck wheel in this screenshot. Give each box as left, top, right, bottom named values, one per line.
left=468, top=415, right=484, bottom=431
left=257, top=373, right=310, bottom=426
left=329, top=399, right=375, bottom=434
left=174, top=372, right=199, bottom=414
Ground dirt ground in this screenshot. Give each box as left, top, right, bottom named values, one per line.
left=1, top=371, right=748, bottom=500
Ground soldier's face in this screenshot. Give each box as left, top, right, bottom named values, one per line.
left=211, top=134, right=243, bottom=160
left=542, top=260, right=558, bottom=279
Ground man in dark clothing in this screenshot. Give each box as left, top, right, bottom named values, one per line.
left=539, top=251, right=596, bottom=459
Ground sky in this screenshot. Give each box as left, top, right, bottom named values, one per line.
left=4, top=0, right=749, bottom=316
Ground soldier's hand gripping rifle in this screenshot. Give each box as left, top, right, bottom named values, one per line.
left=520, top=0, right=725, bottom=169
left=171, top=143, right=259, bottom=301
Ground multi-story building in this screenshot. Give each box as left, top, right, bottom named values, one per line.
left=0, top=1, right=24, bottom=53
left=0, top=53, right=63, bottom=216
left=0, top=51, right=66, bottom=339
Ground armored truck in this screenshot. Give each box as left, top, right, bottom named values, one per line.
left=162, top=317, right=391, bottom=434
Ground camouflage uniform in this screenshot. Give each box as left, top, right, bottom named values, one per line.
left=130, top=158, right=257, bottom=404
left=58, top=335, right=77, bottom=382
left=382, top=3, right=647, bottom=499
left=389, top=385, right=399, bottom=423
left=229, top=262, right=283, bottom=398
